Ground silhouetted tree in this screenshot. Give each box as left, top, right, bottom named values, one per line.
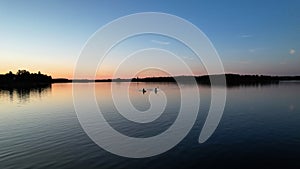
left=0, top=70, right=52, bottom=88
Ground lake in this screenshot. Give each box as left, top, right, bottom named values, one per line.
left=1, top=82, right=300, bottom=169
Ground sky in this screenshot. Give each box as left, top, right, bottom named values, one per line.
left=0, top=0, right=299, bottom=78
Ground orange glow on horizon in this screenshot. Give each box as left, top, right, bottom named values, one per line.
left=1, top=66, right=204, bottom=80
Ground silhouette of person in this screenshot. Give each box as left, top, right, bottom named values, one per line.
left=154, top=87, right=158, bottom=94
left=142, top=88, right=146, bottom=94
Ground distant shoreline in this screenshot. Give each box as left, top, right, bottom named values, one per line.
left=52, top=74, right=300, bottom=85
left=1, top=70, right=300, bottom=89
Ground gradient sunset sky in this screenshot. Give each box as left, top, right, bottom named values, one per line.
left=0, top=0, right=299, bottom=78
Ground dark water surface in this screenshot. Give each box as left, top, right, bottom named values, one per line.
left=1, top=82, right=300, bottom=169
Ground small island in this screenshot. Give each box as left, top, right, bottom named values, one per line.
left=0, top=70, right=52, bottom=88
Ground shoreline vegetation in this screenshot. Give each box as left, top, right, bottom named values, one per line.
left=0, top=70, right=52, bottom=88
left=1, top=70, right=300, bottom=88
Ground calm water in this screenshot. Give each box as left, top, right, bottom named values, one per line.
left=1, top=82, right=300, bottom=169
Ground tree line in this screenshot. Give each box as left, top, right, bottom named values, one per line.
left=0, top=70, right=52, bottom=87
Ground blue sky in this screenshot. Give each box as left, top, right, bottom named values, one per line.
left=0, top=0, right=299, bottom=78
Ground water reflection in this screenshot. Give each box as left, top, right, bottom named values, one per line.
left=0, top=84, right=51, bottom=103
left=94, top=82, right=182, bottom=138
left=0, top=82, right=300, bottom=168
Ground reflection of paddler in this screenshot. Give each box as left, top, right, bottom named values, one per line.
left=154, top=87, right=158, bottom=94
left=142, top=88, right=146, bottom=94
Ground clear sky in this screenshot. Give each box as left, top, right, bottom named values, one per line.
left=0, top=0, right=299, bottom=78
